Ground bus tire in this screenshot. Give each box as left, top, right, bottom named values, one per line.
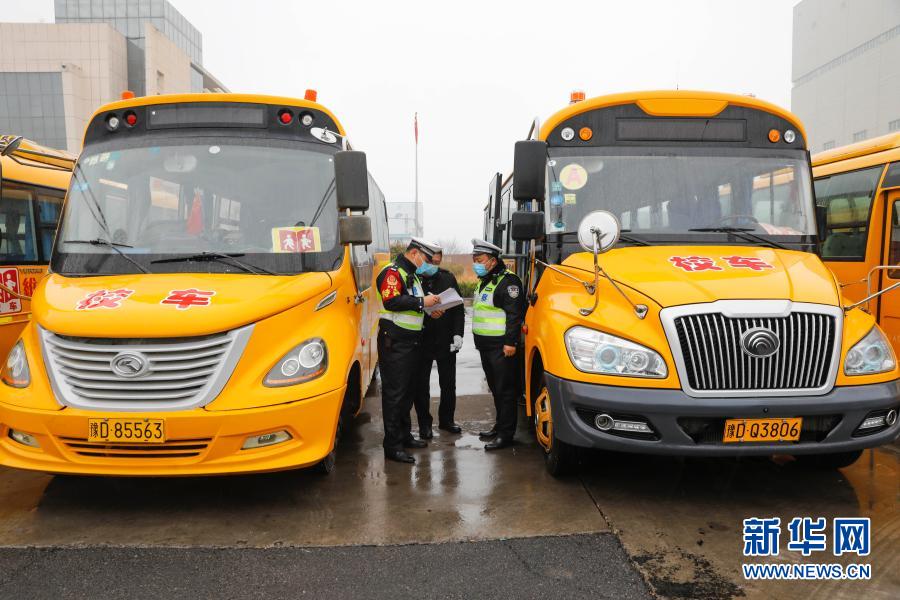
left=534, top=376, right=577, bottom=477
left=795, top=450, right=863, bottom=470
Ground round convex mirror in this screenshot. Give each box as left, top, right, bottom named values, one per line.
left=577, top=210, right=620, bottom=254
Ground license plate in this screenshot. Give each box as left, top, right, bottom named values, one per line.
left=88, top=418, right=166, bottom=444
left=723, top=417, right=802, bottom=443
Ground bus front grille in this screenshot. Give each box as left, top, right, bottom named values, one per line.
left=59, top=437, right=212, bottom=459
left=672, top=311, right=837, bottom=393
left=40, top=325, right=253, bottom=411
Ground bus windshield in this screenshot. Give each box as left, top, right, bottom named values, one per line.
left=53, top=138, right=343, bottom=275
left=546, top=147, right=816, bottom=243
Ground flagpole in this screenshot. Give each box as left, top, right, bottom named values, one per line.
left=414, top=112, right=419, bottom=237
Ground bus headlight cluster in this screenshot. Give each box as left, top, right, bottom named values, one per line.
left=1, top=341, right=31, bottom=388
left=264, top=338, right=328, bottom=387
left=844, top=328, right=895, bottom=375
left=564, top=326, right=667, bottom=378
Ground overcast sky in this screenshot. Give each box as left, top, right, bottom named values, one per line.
left=1, top=0, right=800, bottom=247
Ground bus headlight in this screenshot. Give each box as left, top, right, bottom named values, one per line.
left=264, top=338, right=328, bottom=387
left=844, top=328, right=895, bottom=375
left=564, top=327, right=667, bottom=378
left=1, top=341, right=31, bottom=388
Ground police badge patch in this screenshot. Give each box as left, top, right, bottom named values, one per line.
left=508, top=285, right=520, bottom=299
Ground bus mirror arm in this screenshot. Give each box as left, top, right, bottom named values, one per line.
left=844, top=265, right=900, bottom=313
left=576, top=228, right=648, bottom=320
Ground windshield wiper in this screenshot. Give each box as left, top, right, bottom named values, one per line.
left=617, top=230, right=651, bottom=246
left=151, top=251, right=277, bottom=275
left=687, top=227, right=789, bottom=250
left=64, top=239, right=151, bottom=274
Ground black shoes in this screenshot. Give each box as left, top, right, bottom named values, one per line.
left=419, top=428, right=434, bottom=440
left=403, top=437, right=428, bottom=449
left=484, top=436, right=513, bottom=451
left=478, top=427, right=498, bottom=439
left=438, top=423, right=462, bottom=434
left=384, top=449, right=415, bottom=464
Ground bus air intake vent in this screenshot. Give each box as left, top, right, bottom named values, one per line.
left=40, top=325, right=253, bottom=411
left=672, top=311, right=837, bottom=394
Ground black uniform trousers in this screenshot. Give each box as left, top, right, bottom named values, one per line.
left=377, top=327, right=419, bottom=452
left=413, top=351, right=457, bottom=432
left=478, top=345, right=518, bottom=438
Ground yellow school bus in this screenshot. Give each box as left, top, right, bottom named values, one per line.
left=0, top=93, right=388, bottom=476
left=495, top=90, right=900, bottom=475
left=813, top=133, right=900, bottom=352
left=0, top=136, right=75, bottom=357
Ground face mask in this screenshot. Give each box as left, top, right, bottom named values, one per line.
left=473, top=262, right=489, bottom=277
left=419, top=262, right=439, bottom=277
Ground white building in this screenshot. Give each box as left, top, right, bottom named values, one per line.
left=792, top=0, right=900, bottom=151
left=0, top=0, right=226, bottom=153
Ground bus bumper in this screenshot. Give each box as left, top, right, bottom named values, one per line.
left=0, top=386, right=344, bottom=476
left=544, top=373, right=900, bottom=455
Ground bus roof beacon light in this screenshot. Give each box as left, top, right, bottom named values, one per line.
left=570, top=90, right=586, bottom=104
left=121, top=90, right=135, bottom=100
left=304, top=89, right=318, bottom=102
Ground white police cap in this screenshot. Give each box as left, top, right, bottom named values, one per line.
left=408, top=237, right=442, bottom=259
left=471, top=238, right=502, bottom=257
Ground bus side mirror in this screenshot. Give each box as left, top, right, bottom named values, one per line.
left=334, top=150, right=369, bottom=212
left=511, top=211, right=545, bottom=241
left=513, top=140, right=547, bottom=202
left=339, top=214, right=372, bottom=246
left=815, top=204, right=828, bottom=243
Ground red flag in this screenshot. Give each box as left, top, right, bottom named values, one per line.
left=186, top=190, right=203, bottom=234
left=414, top=112, right=418, bottom=144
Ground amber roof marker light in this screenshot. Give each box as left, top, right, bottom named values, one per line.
left=579, top=127, right=593, bottom=141
left=768, top=129, right=781, bottom=143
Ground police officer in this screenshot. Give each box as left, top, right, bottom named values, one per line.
left=376, top=238, right=443, bottom=464
left=471, top=239, right=526, bottom=450
left=414, top=250, right=465, bottom=439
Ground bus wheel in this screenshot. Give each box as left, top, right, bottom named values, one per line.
left=795, top=450, right=863, bottom=469
left=311, top=416, right=343, bottom=475
left=534, top=380, right=577, bottom=477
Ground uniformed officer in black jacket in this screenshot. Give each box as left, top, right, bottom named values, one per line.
left=471, top=239, right=527, bottom=450
left=376, top=238, right=443, bottom=464
left=414, top=250, right=465, bottom=439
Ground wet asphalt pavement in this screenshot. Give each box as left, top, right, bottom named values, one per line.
left=0, top=313, right=897, bottom=599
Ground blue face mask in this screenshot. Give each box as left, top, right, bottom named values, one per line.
left=418, top=262, right=438, bottom=277
left=473, top=262, right=489, bottom=277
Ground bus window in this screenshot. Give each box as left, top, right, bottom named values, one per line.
left=814, top=165, right=883, bottom=260
left=35, top=188, right=64, bottom=258
left=889, top=201, right=900, bottom=277
left=0, top=182, right=38, bottom=263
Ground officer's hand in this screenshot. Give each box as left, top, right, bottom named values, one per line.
left=503, top=345, right=516, bottom=357
left=430, top=309, right=444, bottom=319
left=423, top=294, right=441, bottom=308
left=450, top=335, right=464, bottom=353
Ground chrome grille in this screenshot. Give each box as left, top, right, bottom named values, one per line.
left=672, top=312, right=836, bottom=393
left=40, top=325, right=253, bottom=411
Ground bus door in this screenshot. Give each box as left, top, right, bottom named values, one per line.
left=877, top=190, right=900, bottom=351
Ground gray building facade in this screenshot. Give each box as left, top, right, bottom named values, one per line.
left=0, top=0, right=226, bottom=153
left=792, top=0, right=900, bottom=151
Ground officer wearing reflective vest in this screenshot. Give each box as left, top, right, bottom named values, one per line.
left=376, top=238, right=443, bottom=464
left=471, top=239, right=526, bottom=450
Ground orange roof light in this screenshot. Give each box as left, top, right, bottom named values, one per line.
left=579, top=127, right=593, bottom=141
left=121, top=90, right=135, bottom=100
left=304, top=89, right=318, bottom=102
left=768, top=129, right=781, bottom=143
left=570, top=90, right=586, bottom=104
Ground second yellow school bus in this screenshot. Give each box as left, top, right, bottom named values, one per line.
left=813, top=133, right=900, bottom=353
left=0, top=136, right=75, bottom=358
left=0, top=93, right=388, bottom=476
left=496, top=90, right=900, bottom=475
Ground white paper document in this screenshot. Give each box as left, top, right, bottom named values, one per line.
left=424, top=287, right=464, bottom=314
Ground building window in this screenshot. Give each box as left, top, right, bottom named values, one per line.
left=890, top=119, right=900, bottom=133
left=822, top=140, right=836, bottom=151
left=853, top=130, right=868, bottom=143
